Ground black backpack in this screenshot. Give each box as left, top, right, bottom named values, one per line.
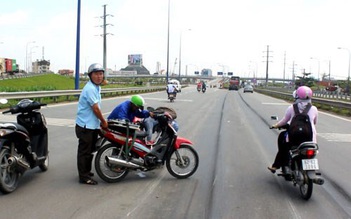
left=288, top=103, right=313, bottom=146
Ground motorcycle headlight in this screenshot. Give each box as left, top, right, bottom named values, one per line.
left=41, top=114, right=47, bottom=127
left=0, top=129, right=7, bottom=136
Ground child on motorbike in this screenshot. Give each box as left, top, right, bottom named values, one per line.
left=268, top=86, right=318, bottom=173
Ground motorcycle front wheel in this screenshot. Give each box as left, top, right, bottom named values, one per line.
left=299, top=172, right=313, bottom=200
left=0, top=147, right=20, bottom=194
left=94, top=143, right=129, bottom=183
left=166, top=144, right=199, bottom=179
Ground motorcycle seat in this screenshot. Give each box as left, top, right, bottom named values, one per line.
left=0, top=122, right=28, bottom=134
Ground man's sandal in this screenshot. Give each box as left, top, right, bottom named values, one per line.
left=79, top=178, right=98, bottom=185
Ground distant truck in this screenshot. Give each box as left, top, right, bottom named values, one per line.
left=228, top=76, right=240, bottom=90
left=0, top=58, right=19, bottom=74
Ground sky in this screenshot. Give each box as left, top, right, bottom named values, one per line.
left=1, top=0, right=351, bottom=81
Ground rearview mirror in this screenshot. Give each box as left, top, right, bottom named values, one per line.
left=0, top=99, right=8, bottom=104
left=147, top=106, right=155, bottom=112
left=271, top=115, right=278, bottom=120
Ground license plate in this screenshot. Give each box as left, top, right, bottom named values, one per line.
left=302, top=159, right=319, bottom=170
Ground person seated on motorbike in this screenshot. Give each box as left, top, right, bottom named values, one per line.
left=107, top=95, right=155, bottom=145
left=143, top=106, right=179, bottom=145
left=197, top=81, right=202, bottom=90
left=202, top=81, right=206, bottom=90
left=268, top=86, right=319, bottom=173
left=166, top=81, right=178, bottom=97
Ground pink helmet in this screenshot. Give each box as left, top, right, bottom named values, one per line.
left=296, top=86, right=313, bottom=99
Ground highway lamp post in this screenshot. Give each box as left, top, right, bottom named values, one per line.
left=166, top=0, right=170, bottom=83
left=26, top=41, right=35, bottom=73
left=0, top=42, right=3, bottom=74
left=326, top=60, right=331, bottom=81
left=310, top=57, right=320, bottom=81
left=337, top=47, right=351, bottom=92
left=185, top=64, right=198, bottom=76
left=249, top=61, right=258, bottom=85
left=29, top=46, right=38, bottom=73
left=320, top=59, right=331, bottom=81
left=178, top=28, right=191, bottom=81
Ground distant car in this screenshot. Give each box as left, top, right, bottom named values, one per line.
left=243, top=84, right=254, bottom=93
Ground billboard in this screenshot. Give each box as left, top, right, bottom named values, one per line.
left=128, top=54, right=143, bottom=66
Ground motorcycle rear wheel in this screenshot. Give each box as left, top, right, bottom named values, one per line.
left=0, top=147, right=20, bottom=194
left=299, top=173, right=313, bottom=200
left=95, top=143, right=129, bottom=183
left=166, top=144, right=199, bottom=179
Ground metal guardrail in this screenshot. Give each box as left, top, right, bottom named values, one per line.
left=1, top=86, right=350, bottom=113
left=0, top=86, right=166, bottom=101
left=255, top=88, right=351, bottom=112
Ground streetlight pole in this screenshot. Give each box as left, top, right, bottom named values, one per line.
left=0, top=42, right=3, bottom=74
left=337, top=47, right=351, bottom=91
left=29, top=46, right=38, bottom=73
left=310, top=57, right=320, bottom=81
left=166, top=0, right=170, bottom=83
left=178, top=29, right=191, bottom=81
left=75, top=0, right=81, bottom=90
left=26, top=41, right=35, bottom=73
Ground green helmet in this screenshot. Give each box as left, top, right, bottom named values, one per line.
left=131, top=95, right=144, bottom=107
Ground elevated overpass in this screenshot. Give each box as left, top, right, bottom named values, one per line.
left=106, top=74, right=294, bottom=83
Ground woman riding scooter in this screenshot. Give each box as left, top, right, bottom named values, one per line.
left=268, top=86, right=319, bottom=173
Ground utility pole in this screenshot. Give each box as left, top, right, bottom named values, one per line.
left=166, top=0, right=171, bottom=83
left=283, top=51, right=286, bottom=80
left=291, top=61, right=297, bottom=87
left=328, top=60, right=331, bottom=81
left=100, top=4, right=113, bottom=79
left=74, top=0, right=81, bottom=90
left=263, top=45, right=273, bottom=86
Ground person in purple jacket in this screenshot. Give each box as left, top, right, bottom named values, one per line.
left=268, top=86, right=319, bottom=173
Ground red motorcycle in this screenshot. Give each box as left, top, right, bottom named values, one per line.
left=94, top=109, right=199, bottom=183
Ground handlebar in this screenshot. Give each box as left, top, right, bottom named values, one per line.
left=269, top=124, right=289, bottom=130
left=2, top=100, right=47, bottom=115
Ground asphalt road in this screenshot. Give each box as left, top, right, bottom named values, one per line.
left=0, top=85, right=350, bottom=219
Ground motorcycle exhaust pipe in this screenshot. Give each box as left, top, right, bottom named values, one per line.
left=8, top=156, right=30, bottom=172
left=313, top=178, right=324, bottom=185
left=105, top=156, right=141, bottom=169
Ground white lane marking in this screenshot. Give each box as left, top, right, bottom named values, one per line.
left=0, top=116, right=76, bottom=127
left=46, top=118, right=76, bottom=127
left=319, top=111, right=351, bottom=122
left=144, top=97, right=193, bottom=102
left=318, top=133, right=351, bottom=143
left=262, top=102, right=290, bottom=105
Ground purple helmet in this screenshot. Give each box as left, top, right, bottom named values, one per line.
left=296, top=86, right=313, bottom=99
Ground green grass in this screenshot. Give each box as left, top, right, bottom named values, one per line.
left=0, top=74, right=161, bottom=92
left=0, top=74, right=80, bottom=91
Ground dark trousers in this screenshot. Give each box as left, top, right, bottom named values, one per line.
left=75, top=125, right=99, bottom=181
left=272, top=131, right=291, bottom=169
